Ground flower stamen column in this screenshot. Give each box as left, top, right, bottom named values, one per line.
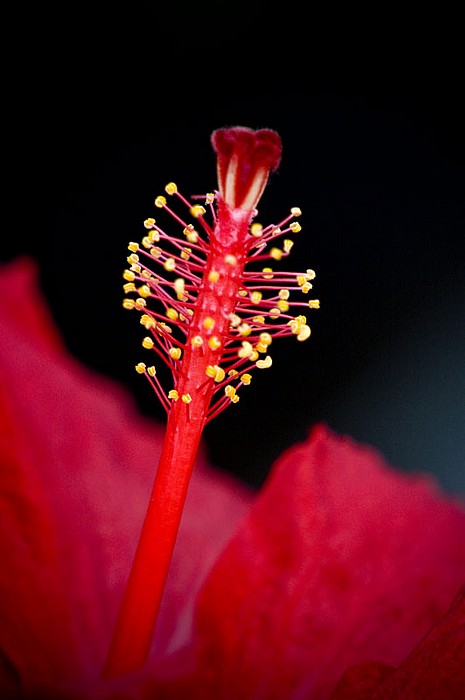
left=103, top=127, right=319, bottom=677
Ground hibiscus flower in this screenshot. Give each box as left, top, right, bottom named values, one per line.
left=1, top=257, right=464, bottom=700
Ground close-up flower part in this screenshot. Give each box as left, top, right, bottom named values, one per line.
left=105, top=127, right=319, bottom=678
left=1, top=244, right=464, bottom=700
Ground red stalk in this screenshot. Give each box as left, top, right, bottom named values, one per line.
left=103, top=210, right=251, bottom=677
left=103, top=127, right=318, bottom=678
left=102, top=402, right=203, bottom=677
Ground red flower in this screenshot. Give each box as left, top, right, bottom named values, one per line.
left=1, top=257, right=464, bottom=700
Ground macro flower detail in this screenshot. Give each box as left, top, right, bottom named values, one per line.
left=122, top=126, right=319, bottom=419
left=107, top=127, right=320, bottom=678
left=1, top=258, right=464, bottom=700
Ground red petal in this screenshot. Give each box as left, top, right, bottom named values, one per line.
left=331, top=586, right=465, bottom=699
left=174, top=424, right=465, bottom=699
left=0, top=258, right=252, bottom=696
left=0, top=256, right=64, bottom=352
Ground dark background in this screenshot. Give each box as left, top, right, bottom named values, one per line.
left=6, top=10, right=464, bottom=492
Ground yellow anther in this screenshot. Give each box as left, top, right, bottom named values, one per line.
left=253, top=315, right=265, bottom=324
left=306, top=269, right=316, bottom=280
left=241, top=373, right=252, bottom=385
left=203, top=316, right=215, bottom=330
left=168, top=390, right=179, bottom=401
left=158, top=322, right=172, bottom=334
left=296, top=315, right=307, bottom=323
left=238, top=323, right=251, bottom=337
left=123, top=269, right=135, bottom=282
left=238, top=341, right=254, bottom=358
left=224, top=254, right=237, bottom=265
left=277, top=300, right=289, bottom=312
left=288, top=317, right=304, bottom=334
left=291, top=207, right=302, bottom=217
left=130, top=264, right=141, bottom=274
left=205, top=192, right=215, bottom=204
left=251, top=291, right=263, bottom=304
left=230, top=394, right=240, bottom=404
left=150, top=247, right=162, bottom=258
left=135, top=362, right=146, bottom=374
left=256, top=355, right=273, bottom=369
left=283, top=239, right=294, bottom=253
left=225, top=385, right=236, bottom=398
left=308, top=299, right=320, bottom=309
left=208, top=270, right=220, bottom=283
left=250, top=223, right=263, bottom=237
left=269, top=308, right=281, bottom=319
left=140, top=314, right=156, bottom=329
left=229, top=313, right=241, bottom=327
left=278, top=289, right=290, bottom=300
left=228, top=369, right=238, bottom=376
left=255, top=342, right=268, bottom=353
left=123, top=282, right=136, bottom=294
left=174, top=278, right=185, bottom=297
left=169, top=347, right=182, bottom=360
left=289, top=222, right=302, bottom=233
left=214, top=366, right=225, bottom=382
left=181, top=247, right=191, bottom=260
left=301, top=282, right=312, bottom=293
left=138, top=284, right=151, bottom=298
left=190, top=205, right=206, bottom=218
left=147, top=366, right=156, bottom=377
left=165, top=182, right=177, bottom=195
left=238, top=289, right=248, bottom=297
left=155, top=195, right=166, bottom=208
left=182, top=393, right=192, bottom=404
left=164, top=258, right=176, bottom=272
left=259, top=332, right=272, bottom=345
left=141, top=236, right=152, bottom=249
left=166, top=308, right=179, bottom=320
left=143, top=217, right=156, bottom=228
left=123, top=299, right=135, bottom=310
left=208, top=335, right=222, bottom=350
left=135, top=298, right=147, bottom=310
left=127, top=253, right=139, bottom=264
left=141, top=270, right=153, bottom=279
left=297, top=324, right=311, bottom=341
left=206, top=364, right=225, bottom=382
left=148, top=230, right=160, bottom=243
left=250, top=350, right=259, bottom=361
left=142, top=336, right=154, bottom=349
left=270, top=248, right=283, bottom=261
left=128, top=242, right=139, bottom=252
left=297, top=275, right=307, bottom=287
left=186, top=230, right=199, bottom=243
left=262, top=267, right=274, bottom=279
left=191, top=335, right=204, bottom=347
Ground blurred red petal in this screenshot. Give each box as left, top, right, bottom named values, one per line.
left=0, top=257, right=64, bottom=353
left=331, top=586, right=465, bottom=699
left=2, top=257, right=464, bottom=700
left=0, top=258, right=252, bottom=697
left=174, top=424, right=465, bottom=699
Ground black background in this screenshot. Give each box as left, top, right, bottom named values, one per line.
left=6, top=9, right=464, bottom=491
